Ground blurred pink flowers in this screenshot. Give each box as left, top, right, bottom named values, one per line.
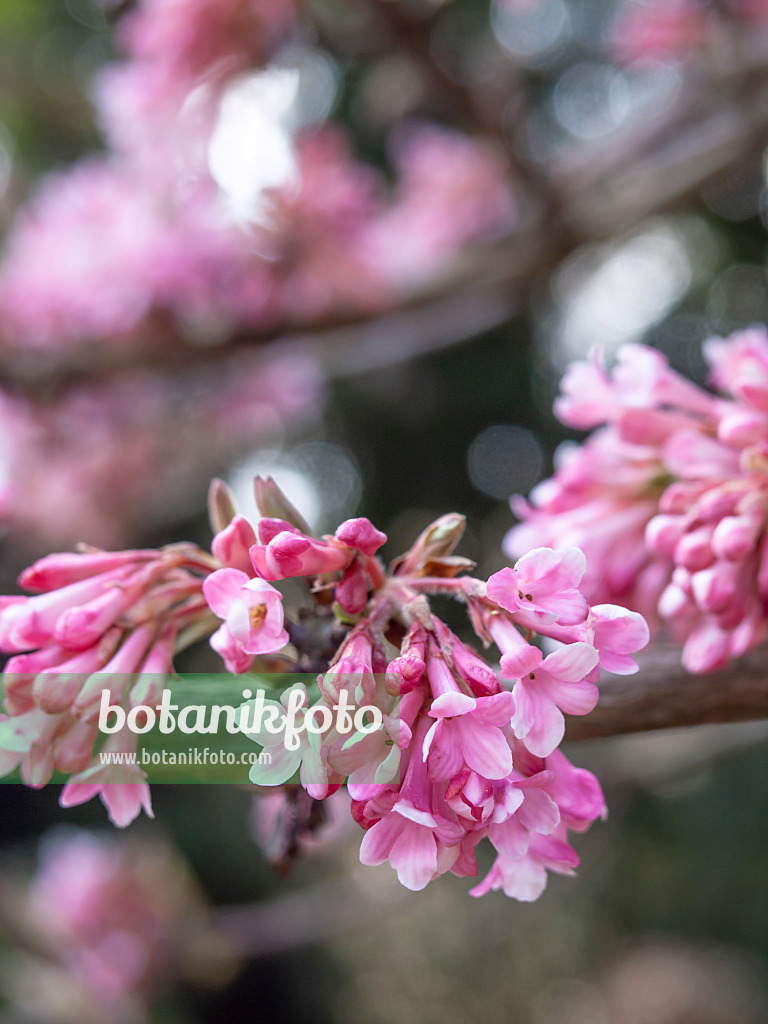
left=0, top=0, right=515, bottom=545
left=508, top=328, right=768, bottom=673
left=7, top=829, right=221, bottom=1023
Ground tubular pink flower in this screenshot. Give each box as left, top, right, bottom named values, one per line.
left=32, top=628, right=123, bottom=715
left=128, top=621, right=178, bottom=708
left=422, top=649, right=515, bottom=781
left=487, top=772, right=560, bottom=860
left=543, top=749, right=606, bottom=832
left=71, top=623, right=156, bottom=721
left=60, top=731, right=154, bottom=828
left=18, top=549, right=157, bottom=592
left=485, top=612, right=542, bottom=679
left=432, top=617, right=500, bottom=697
left=0, top=572, right=131, bottom=653
left=386, top=624, right=427, bottom=693
left=0, top=490, right=625, bottom=899
left=335, top=559, right=370, bottom=616
left=320, top=630, right=378, bottom=707
left=469, top=830, right=580, bottom=900
left=359, top=720, right=464, bottom=891
left=512, top=643, right=600, bottom=758
left=510, top=334, right=768, bottom=671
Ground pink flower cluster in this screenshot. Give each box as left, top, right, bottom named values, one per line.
left=508, top=328, right=768, bottom=673
left=0, top=476, right=647, bottom=900
left=204, top=491, right=647, bottom=899
left=0, top=543, right=218, bottom=825
left=0, top=124, right=513, bottom=354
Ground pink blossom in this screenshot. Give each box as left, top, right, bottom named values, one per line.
left=486, top=771, right=560, bottom=860
left=512, top=334, right=768, bottom=672
left=589, top=604, right=650, bottom=675
left=423, top=646, right=515, bottom=780
left=359, top=720, right=464, bottom=891
left=544, top=748, right=606, bottom=831
left=0, top=541, right=217, bottom=823
left=486, top=546, right=589, bottom=626
left=366, top=124, right=514, bottom=286
left=511, top=643, right=600, bottom=757
left=705, top=326, right=768, bottom=412
left=60, top=731, right=155, bottom=828
left=469, top=829, right=580, bottom=900
left=27, top=829, right=208, bottom=1014
left=120, top=0, right=295, bottom=90
left=203, top=567, right=288, bottom=671
left=0, top=493, right=635, bottom=900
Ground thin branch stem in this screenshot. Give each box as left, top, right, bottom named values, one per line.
left=565, top=643, right=768, bottom=741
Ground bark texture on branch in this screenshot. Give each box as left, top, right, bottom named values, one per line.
left=565, top=643, right=768, bottom=741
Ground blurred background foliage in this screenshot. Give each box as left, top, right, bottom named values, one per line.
left=2, top=0, right=768, bottom=1021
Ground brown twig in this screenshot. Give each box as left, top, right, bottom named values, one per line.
left=565, top=643, right=768, bottom=741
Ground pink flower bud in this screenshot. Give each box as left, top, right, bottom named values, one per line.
left=3, top=646, right=70, bottom=714
left=211, top=515, right=257, bottom=575
left=72, top=624, right=153, bottom=722
left=336, top=559, right=369, bottom=615
left=682, top=622, right=731, bottom=674
left=129, top=623, right=176, bottom=708
left=54, top=718, right=98, bottom=774
left=0, top=572, right=129, bottom=653
left=690, top=562, right=740, bottom=614
left=334, top=518, right=387, bottom=556
left=321, top=631, right=375, bottom=706
left=673, top=524, right=715, bottom=572
left=257, top=517, right=302, bottom=544
left=250, top=531, right=352, bottom=581
left=33, top=628, right=122, bottom=714
left=433, top=618, right=499, bottom=696
left=18, top=550, right=155, bottom=593
left=53, top=566, right=159, bottom=650
left=645, top=514, right=687, bottom=557
left=717, top=407, right=768, bottom=447
left=711, top=513, right=764, bottom=561
left=658, top=581, right=691, bottom=618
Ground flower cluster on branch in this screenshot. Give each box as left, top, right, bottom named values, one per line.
left=509, top=327, right=768, bottom=674
left=0, top=477, right=648, bottom=900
